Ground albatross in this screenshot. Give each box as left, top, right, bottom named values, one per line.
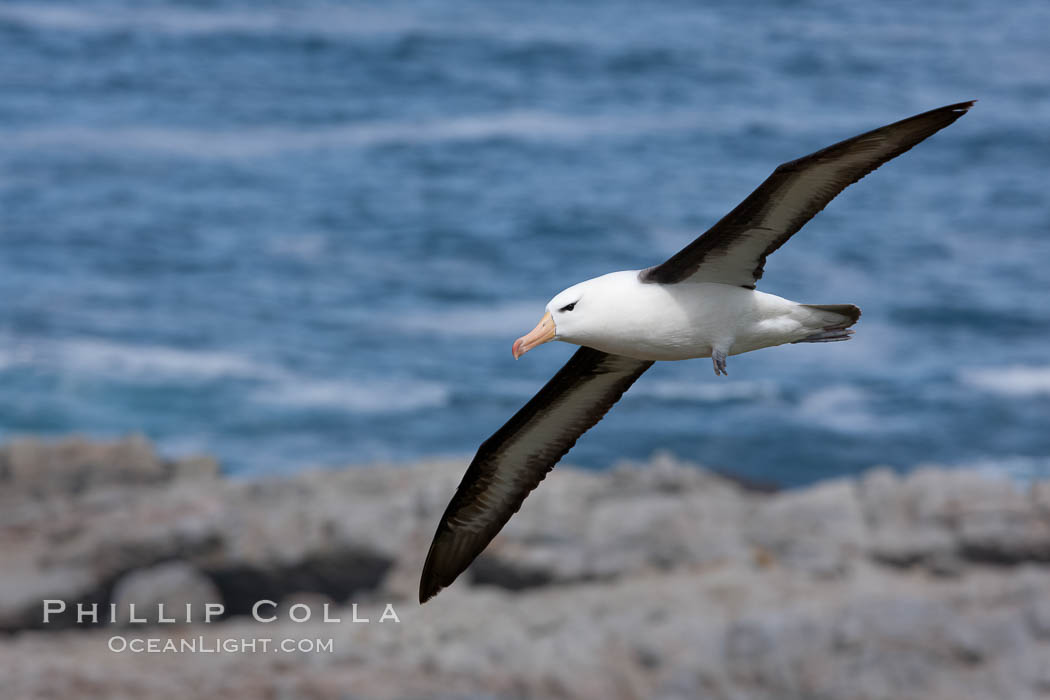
left=419, top=100, right=974, bottom=603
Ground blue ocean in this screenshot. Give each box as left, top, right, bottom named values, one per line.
left=1, top=1, right=1047, bottom=485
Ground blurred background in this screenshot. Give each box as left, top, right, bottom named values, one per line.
left=1, top=0, right=1048, bottom=485
left=3, top=3, right=1050, bottom=699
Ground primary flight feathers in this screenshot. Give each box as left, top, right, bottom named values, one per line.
left=420, top=101, right=973, bottom=603
left=641, top=101, right=975, bottom=288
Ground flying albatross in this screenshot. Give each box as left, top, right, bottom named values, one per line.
left=419, top=101, right=974, bottom=603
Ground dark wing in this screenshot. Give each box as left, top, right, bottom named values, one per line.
left=640, top=101, right=975, bottom=289
left=419, top=347, right=652, bottom=603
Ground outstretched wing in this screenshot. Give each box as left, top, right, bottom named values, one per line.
left=419, top=347, right=652, bottom=603
left=640, top=101, right=974, bottom=289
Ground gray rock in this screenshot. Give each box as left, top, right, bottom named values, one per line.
left=743, top=478, right=866, bottom=578
left=167, top=454, right=220, bottom=481
left=2, top=436, right=1050, bottom=700
left=1027, top=598, right=1050, bottom=640
left=0, top=434, right=218, bottom=498
left=860, top=466, right=1050, bottom=571
left=0, top=434, right=165, bottom=496
left=109, top=561, right=223, bottom=625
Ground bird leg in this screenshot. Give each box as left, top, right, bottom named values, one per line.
left=712, top=348, right=728, bottom=376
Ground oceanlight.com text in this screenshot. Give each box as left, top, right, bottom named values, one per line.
left=107, top=635, right=335, bottom=654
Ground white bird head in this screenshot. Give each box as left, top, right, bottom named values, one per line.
left=512, top=272, right=638, bottom=359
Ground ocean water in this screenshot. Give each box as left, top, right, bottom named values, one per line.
left=1, top=0, right=1048, bottom=485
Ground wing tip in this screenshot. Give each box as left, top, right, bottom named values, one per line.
left=942, top=99, right=977, bottom=118
left=419, top=527, right=476, bottom=604
left=418, top=540, right=452, bottom=604
left=419, top=558, right=452, bottom=604
left=418, top=580, right=441, bottom=604
left=926, top=100, right=976, bottom=127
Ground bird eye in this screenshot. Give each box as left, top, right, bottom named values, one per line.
left=559, top=302, right=576, bottom=313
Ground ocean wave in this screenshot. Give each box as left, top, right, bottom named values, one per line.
left=0, top=4, right=423, bottom=38
left=958, top=365, right=1050, bottom=397
left=947, top=455, right=1050, bottom=482
left=0, top=342, right=35, bottom=372
left=0, top=107, right=954, bottom=163
left=0, top=2, right=675, bottom=49
left=392, top=301, right=542, bottom=338
left=252, top=377, right=450, bottom=414
left=1, top=111, right=713, bottom=159
left=795, top=384, right=880, bottom=433
left=0, top=334, right=451, bottom=414
left=633, top=379, right=778, bottom=403
left=0, top=336, right=275, bottom=382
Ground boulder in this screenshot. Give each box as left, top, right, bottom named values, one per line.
left=109, top=561, right=223, bottom=625
left=0, top=434, right=217, bottom=497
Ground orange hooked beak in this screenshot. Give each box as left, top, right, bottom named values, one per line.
left=512, top=311, right=556, bottom=359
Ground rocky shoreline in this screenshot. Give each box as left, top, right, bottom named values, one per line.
left=2, top=435, right=1049, bottom=699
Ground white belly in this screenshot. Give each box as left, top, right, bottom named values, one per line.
left=574, top=282, right=809, bottom=362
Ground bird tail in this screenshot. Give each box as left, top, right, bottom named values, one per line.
left=793, top=304, right=861, bottom=343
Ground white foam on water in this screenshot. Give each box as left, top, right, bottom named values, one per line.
left=958, top=365, right=1050, bottom=398
left=0, top=334, right=451, bottom=414
left=1, top=110, right=715, bottom=159
left=393, top=301, right=543, bottom=338
left=0, top=4, right=419, bottom=38
left=253, top=376, right=450, bottom=414
left=1, top=336, right=276, bottom=382
left=0, top=341, right=36, bottom=372
left=946, top=455, right=1050, bottom=483
left=796, top=384, right=880, bottom=433
left=0, top=2, right=685, bottom=49
left=633, top=378, right=778, bottom=403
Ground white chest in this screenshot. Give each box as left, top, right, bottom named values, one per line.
left=563, top=279, right=799, bottom=361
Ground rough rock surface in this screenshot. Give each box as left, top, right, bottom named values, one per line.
left=1, top=437, right=1049, bottom=699
left=109, top=561, right=223, bottom=625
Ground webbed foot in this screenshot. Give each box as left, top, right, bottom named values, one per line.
left=712, top=349, right=728, bottom=376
